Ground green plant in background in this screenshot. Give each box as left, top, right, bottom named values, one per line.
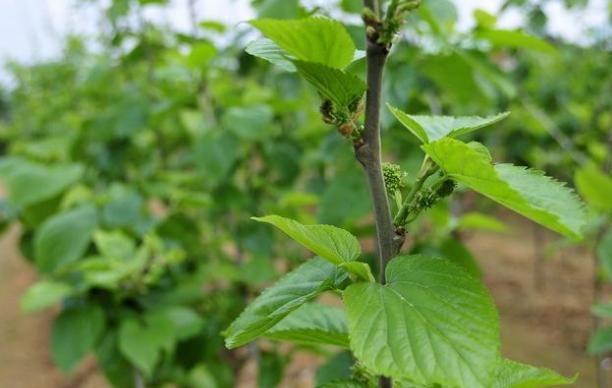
left=0, top=0, right=344, bottom=386
left=224, top=1, right=586, bottom=387
left=575, top=162, right=612, bottom=386
left=0, top=0, right=608, bottom=386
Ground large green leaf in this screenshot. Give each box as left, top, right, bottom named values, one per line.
left=293, top=60, right=366, bottom=108
left=474, top=29, right=557, bottom=54
left=344, top=255, right=499, bottom=387
left=21, top=280, right=74, bottom=312
left=492, top=359, right=576, bottom=387
left=246, top=38, right=296, bottom=72
left=253, top=215, right=361, bottom=265
left=34, top=204, right=98, bottom=273
left=0, top=157, right=83, bottom=208
left=250, top=17, right=356, bottom=69
left=51, top=305, right=105, bottom=373
left=388, top=105, right=509, bottom=143
left=224, top=257, right=347, bottom=349
left=264, top=303, right=349, bottom=347
left=575, top=163, right=612, bottom=213
left=423, top=138, right=585, bottom=239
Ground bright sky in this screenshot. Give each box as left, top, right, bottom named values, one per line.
left=0, top=0, right=608, bottom=81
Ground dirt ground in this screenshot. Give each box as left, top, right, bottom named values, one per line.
left=0, top=211, right=608, bottom=387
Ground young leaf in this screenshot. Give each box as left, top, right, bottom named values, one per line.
left=224, top=257, right=347, bottom=349
left=250, top=17, right=356, bottom=69
left=245, top=38, right=296, bottom=72
left=293, top=60, right=366, bottom=108
left=575, top=163, right=612, bottom=213
left=21, top=280, right=74, bottom=312
left=264, top=303, right=349, bottom=347
left=422, top=138, right=585, bottom=239
left=344, top=255, right=499, bottom=387
left=0, top=157, right=83, bottom=208
left=589, top=327, right=612, bottom=355
left=51, top=305, right=105, bottom=373
left=35, top=204, right=98, bottom=273
left=253, top=215, right=361, bottom=265
left=388, top=105, right=509, bottom=144
left=492, top=359, right=576, bottom=387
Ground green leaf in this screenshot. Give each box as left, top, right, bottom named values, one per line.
left=264, top=303, right=349, bottom=347
left=118, top=319, right=159, bottom=377
left=419, top=53, right=492, bottom=107
left=344, top=255, right=499, bottom=387
left=316, top=351, right=354, bottom=386
left=423, top=138, right=585, bottom=239
left=185, top=42, right=217, bottom=68
left=35, top=204, right=98, bottom=273
left=95, top=331, right=134, bottom=388
left=492, top=359, right=576, bottom=387
left=163, top=306, right=204, bottom=340
left=51, top=305, right=105, bottom=373
left=475, top=29, right=557, bottom=53
left=253, top=215, right=361, bottom=265
left=0, top=157, right=83, bottom=208
left=293, top=60, right=366, bottom=108
left=21, top=280, right=73, bottom=312
left=93, top=230, right=135, bottom=260
left=222, top=105, right=275, bottom=141
left=589, top=327, right=612, bottom=355
left=118, top=313, right=176, bottom=377
left=224, top=257, right=347, bottom=349
left=339, top=261, right=375, bottom=282
left=388, top=105, right=509, bottom=143
left=456, top=212, right=510, bottom=233
left=246, top=38, right=296, bottom=72
left=575, top=163, right=612, bottom=213
left=250, top=17, right=356, bottom=69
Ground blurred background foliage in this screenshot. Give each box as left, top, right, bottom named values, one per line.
left=0, top=0, right=610, bottom=387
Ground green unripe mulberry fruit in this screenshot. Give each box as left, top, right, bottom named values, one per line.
left=382, top=163, right=406, bottom=193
